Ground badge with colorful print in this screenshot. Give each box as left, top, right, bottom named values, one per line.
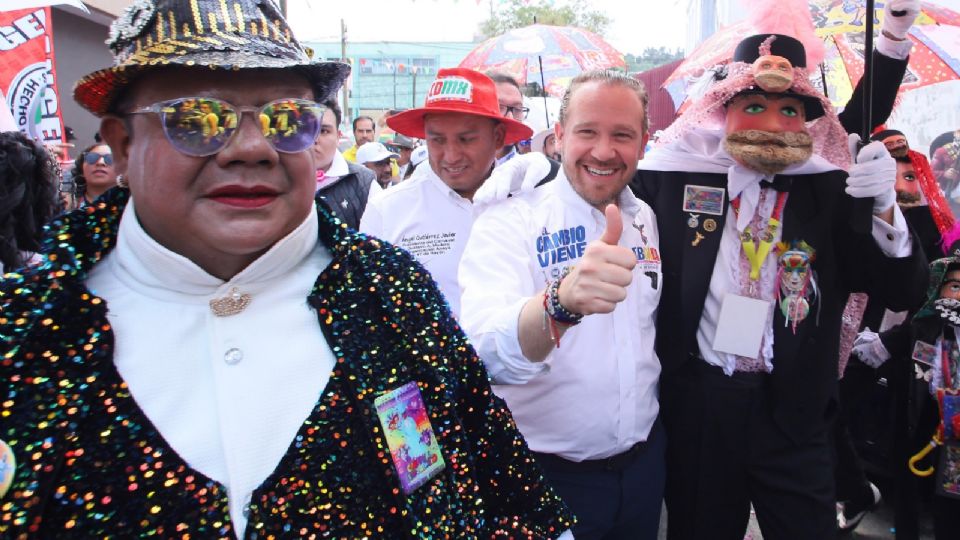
left=374, top=381, right=445, bottom=494
left=913, top=341, right=938, bottom=366
left=0, top=439, right=15, bottom=499
left=682, top=185, right=725, bottom=216
left=777, top=240, right=817, bottom=331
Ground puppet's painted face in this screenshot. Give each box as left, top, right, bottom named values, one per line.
left=752, top=55, right=794, bottom=93
left=940, top=269, right=960, bottom=300
left=882, top=134, right=909, bottom=158
left=723, top=93, right=812, bottom=174
left=895, top=160, right=921, bottom=206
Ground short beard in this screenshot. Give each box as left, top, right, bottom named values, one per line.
left=723, top=129, right=814, bottom=175
left=897, top=190, right=922, bottom=207
left=888, top=145, right=909, bottom=158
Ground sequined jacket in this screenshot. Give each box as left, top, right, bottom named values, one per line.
left=0, top=189, right=573, bottom=539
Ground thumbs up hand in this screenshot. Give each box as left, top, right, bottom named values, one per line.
left=557, top=204, right=638, bottom=316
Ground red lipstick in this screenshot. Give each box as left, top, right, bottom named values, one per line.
left=206, top=185, right=279, bottom=208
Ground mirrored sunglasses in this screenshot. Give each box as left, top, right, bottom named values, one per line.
left=83, top=151, right=113, bottom=165
left=127, top=97, right=324, bottom=157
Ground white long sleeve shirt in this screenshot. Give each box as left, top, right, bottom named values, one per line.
left=459, top=173, right=662, bottom=462
left=86, top=200, right=335, bottom=537
left=359, top=166, right=474, bottom=317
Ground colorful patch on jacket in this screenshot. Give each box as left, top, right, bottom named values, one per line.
left=374, top=382, right=445, bottom=494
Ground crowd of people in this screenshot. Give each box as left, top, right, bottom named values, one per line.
left=1, top=0, right=960, bottom=538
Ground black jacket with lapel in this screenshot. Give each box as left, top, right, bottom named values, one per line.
left=631, top=168, right=928, bottom=443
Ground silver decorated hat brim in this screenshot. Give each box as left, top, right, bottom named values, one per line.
left=74, top=54, right=351, bottom=117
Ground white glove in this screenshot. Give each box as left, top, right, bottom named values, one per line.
left=882, top=0, right=921, bottom=40
left=852, top=329, right=891, bottom=368
left=473, top=152, right=552, bottom=206
left=846, top=134, right=897, bottom=213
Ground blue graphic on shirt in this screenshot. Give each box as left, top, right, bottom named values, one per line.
left=537, top=226, right=587, bottom=268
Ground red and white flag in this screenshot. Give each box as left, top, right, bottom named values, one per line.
left=0, top=7, right=66, bottom=145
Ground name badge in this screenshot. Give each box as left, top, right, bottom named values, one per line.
left=713, top=294, right=770, bottom=359
left=0, top=439, right=15, bottom=499
left=682, top=185, right=726, bottom=216
left=374, top=382, right=445, bottom=494
left=912, top=341, right=938, bottom=366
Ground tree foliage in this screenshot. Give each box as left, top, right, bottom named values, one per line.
left=625, top=47, right=685, bottom=73
left=479, top=0, right=612, bottom=38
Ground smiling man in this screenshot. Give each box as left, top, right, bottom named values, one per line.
left=359, top=68, right=535, bottom=317
left=0, top=1, right=574, bottom=537
left=459, top=70, right=665, bottom=540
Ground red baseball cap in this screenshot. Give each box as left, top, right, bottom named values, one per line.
left=387, top=68, right=532, bottom=145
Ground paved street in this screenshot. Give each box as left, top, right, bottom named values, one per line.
left=656, top=499, right=936, bottom=539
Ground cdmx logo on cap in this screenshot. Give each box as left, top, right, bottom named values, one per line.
left=427, top=77, right=473, bottom=104
left=385, top=67, right=532, bottom=144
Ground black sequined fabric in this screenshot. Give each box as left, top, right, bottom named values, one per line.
left=0, top=188, right=574, bottom=538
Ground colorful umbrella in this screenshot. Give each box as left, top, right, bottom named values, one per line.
left=665, top=1, right=960, bottom=110
left=458, top=24, right=625, bottom=98
left=815, top=0, right=960, bottom=107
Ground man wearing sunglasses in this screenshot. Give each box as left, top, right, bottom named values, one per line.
left=0, top=1, right=573, bottom=538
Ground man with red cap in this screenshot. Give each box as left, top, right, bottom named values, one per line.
left=634, top=31, right=927, bottom=539
left=360, top=68, right=541, bottom=317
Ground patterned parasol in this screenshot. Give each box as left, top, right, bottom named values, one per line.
left=458, top=24, right=625, bottom=98
left=665, top=1, right=960, bottom=110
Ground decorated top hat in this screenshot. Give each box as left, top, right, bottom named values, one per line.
left=734, top=34, right=809, bottom=68
left=387, top=68, right=533, bottom=145
left=74, top=0, right=350, bottom=117
left=728, top=33, right=825, bottom=121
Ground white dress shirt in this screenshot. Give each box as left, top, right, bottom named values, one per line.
left=642, top=128, right=912, bottom=373
left=86, top=200, right=335, bottom=537
left=459, top=172, right=662, bottom=461
left=359, top=166, right=474, bottom=317
left=318, top=150, right=383, bottom=196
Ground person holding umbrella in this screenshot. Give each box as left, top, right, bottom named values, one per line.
left=635, top=31, right=927, bottom=539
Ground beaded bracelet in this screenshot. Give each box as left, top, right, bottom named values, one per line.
left=542, top=269, right=583, bottom=348
left=545, top=268, right=584, bottom=326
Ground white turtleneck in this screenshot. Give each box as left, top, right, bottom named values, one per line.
left=85, top=199, right=335, bottom=537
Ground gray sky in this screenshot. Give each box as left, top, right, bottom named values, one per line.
left=288, top=0, right=960, bottom=55
left=288, top=0, right=687, bottom=54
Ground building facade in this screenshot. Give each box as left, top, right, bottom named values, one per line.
left=306, top=40, right=475, bottom=132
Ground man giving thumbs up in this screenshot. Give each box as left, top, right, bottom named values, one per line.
left=458, top=70, right=665, bottom=540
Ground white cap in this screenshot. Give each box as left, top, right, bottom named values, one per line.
left=356, top=141, right=399, bottom=164
left=410, top=145, right=428, bottom=167
left=531, top=127, right=555, bottom=154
